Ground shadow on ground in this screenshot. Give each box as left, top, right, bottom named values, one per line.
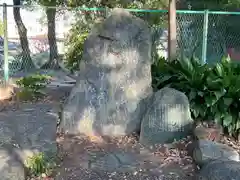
left=56, top=134, right=196, bottom=180
left=0, top=102, right=58, bottom=179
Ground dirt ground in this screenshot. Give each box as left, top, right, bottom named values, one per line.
left=49, top=86, right=198, bottom=180
left=55, top=134, right=197, bottom=180
left=47, top=85, right=240, bottom=180
left=0, top=84, right=198, bottom=180
left=2, top=83, right=240, bottom=180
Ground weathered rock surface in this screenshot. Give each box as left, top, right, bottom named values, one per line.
left=192, top=140, right=239, bottom=166
left=139, top=87, right=193, bottom=147
left=0, top=147, right=25, bottom=180
left=195, top=159, right=240, bottom=180
left=193, top=122, right=223, bottom=141
left=0, top=84, right=14, bottom=101
left=59, top=8, right=152, bottom=137
left=0, top=102, right=58, bottom=179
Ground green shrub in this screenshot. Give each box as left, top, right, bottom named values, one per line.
left=152, top=56, right=240, bottom=138
left=64, top=31, right=88, bottom=72
left=64, top=18, right=90, bottom=73
left=25, top=152, right=56, bottom=177
left=16, top=73, right=50, bottom=100
left=16, top=88, right=35, bottom=101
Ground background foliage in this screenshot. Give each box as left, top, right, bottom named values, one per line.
left=152, top=56, right=240, bottom=138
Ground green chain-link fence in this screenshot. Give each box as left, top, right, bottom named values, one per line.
left=1, top=5, right=240, bottom=84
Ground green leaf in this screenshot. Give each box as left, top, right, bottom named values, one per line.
left=223, top=97, right=233, bottom=106
left=210, top=104, right=218, bottom=113
left=189, top=90, right=197, bottom=101
left=191, top=108, right=199, bottom=119
left=213, top=90, right=225, bottom=100
left=219, top=101, right=229, bottom=112
left=206, top=76, right=222, bottom=88
left=199, top=104, right=207, bottom=117
left=197, top=91, right=204, bottom=97
left=236, top=120, right=240, bottom=131
left=215, top=63, right=224, bottom=77
left=222, top=55, right=231, bottom=63
left=190, top=102, right=200, bottom=118
left=228, top=124, right=234, bottom=136
left=214, top=112, right=222, bottom=124
left=223, top=113, right=233, bottom=127
left=205, top=95, right=216, bottom=107
left=155, top=75, right=173, bottom=86
left=222, top=76, right=231, bottom=87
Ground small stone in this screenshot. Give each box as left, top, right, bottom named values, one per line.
left=140, top=87, right=193, bottom=147
left=196, top=160, right=240, bottom=180
left=0, top=149, right=25, bottom=180
left=194, top=123, right=222, bottom=141
left=133, top=171, right=138, bottom=175
left=41, top=173, right=47, bottom=178
left=192, top=140, right=239, bottom=166
left=110, top=172, right=116, bottom=176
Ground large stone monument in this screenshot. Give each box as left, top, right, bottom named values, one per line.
left=58, top=8, right=152, bottom=137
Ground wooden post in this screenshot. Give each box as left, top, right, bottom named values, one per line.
left=168, top=0, right=177, bottom=61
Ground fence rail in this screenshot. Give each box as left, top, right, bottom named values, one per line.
left=1, top=5, right=240, bottom=84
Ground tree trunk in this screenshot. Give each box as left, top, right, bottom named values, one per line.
left=41, top=8, right=60, bottom=69
left=168, top=0, right=177, bottom=61
left=13, top=0, right=35, bottom=70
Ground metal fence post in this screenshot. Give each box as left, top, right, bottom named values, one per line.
left=202, top=10, right=209, bottom=64
left=3, top=3, right=8, bottom=85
